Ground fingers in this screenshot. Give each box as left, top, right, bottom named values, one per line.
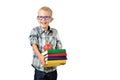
left=44, top=55, right=48, bottom=58
left=41, top=60, right=46, bottom=67
left=41, top=55, right=48, bottom=67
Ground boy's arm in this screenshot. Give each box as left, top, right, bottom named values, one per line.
left=29, top=28, right=46, bottom=66
left=32, top=44, right=46, bottom=66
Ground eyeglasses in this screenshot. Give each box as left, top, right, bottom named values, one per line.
left=37, top=16, right=51, bottom=20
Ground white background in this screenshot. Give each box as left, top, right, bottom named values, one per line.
left=0, top=0, right=120, bottom=80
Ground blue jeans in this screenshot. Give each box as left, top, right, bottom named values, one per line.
left=34, top=69, right=57, bottom=80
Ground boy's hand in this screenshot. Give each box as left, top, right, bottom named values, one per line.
left=40, top=54, right=48, bottom=67
left=40, top=55, right=46, bottom=66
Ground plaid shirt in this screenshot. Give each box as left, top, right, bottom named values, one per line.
left=29, top=26, right=62, bottom=73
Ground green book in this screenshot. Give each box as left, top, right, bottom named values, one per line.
left=48, top=49, right=66, bottom=53
left=42, top=49, right=66, bottom=55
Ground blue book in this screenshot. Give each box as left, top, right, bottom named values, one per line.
left=48, top=56, right=67, bottom=60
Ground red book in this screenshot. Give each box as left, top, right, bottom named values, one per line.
left=48, top=53, right=67, bottom=57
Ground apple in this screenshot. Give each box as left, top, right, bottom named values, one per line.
left=43, top=44, right=52, bottom=51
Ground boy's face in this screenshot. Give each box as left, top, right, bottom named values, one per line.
left=37, top=10, right=53, bottom=29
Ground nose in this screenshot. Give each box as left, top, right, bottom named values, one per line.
left=42, top=18, right=46, bottom=21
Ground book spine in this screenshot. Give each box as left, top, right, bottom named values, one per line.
left=47, top=49, right=66, bottom=54
left=43, top=60, right=66, bottom=67
left=47, top=56, right=67, bottom=60
left=46, top=60, right=66, bottom=64
left=44, top=64, right=61, bottom=67
left=48, top=53, right=67, bottom=57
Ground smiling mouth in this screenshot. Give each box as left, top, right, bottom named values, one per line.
left=42, top=22, right=47, bottom=25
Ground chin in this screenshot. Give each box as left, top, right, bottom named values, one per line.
left=41, top=24, right=48, bottom=28
left=42, top=25, right=47, bottom=28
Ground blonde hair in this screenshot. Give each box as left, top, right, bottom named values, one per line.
left=38, top=6, right=53, bottom=16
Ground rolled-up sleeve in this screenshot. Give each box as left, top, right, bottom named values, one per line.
left=29, top=28, right=39, bottom=46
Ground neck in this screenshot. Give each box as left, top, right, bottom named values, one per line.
left=43, top=26, right=49, bottom=32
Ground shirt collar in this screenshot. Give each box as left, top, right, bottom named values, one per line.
left=39, top=26, right=52, bottom=34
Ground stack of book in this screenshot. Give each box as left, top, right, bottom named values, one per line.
left=42, top=49, right=67, bottom=67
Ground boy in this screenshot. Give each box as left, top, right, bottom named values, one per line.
left=29, top=6, right=62, bottom=80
